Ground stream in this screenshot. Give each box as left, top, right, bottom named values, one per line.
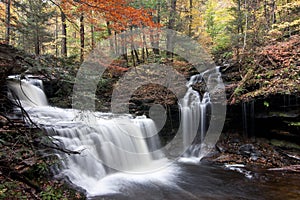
left=7, top=71, right=300, bottom=199
left=90, top=162, right=300, bottom=200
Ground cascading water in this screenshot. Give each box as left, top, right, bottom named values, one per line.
left=6, top=72, right=299, bottom=200
left=7, top=78, right=172, bottom=196
left=8, top=80, right=48, bottom=107
left=7, top=67, right=222, bottom=196
left=179, top=67, right=222, bottom=159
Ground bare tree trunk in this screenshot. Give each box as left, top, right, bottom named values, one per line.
left=106, top=21, right=116, bottom=56
left=55, top=14, right=58, bottom=57
left=264, top=0, right=269, bottom=29
left=35, top=28, right=40, bottom=55
left=242, top=0, right=248, bottom=52
left=237, top=0, right=243, bottom=34
left=167, top=0, right=177, bottom=59
left=188, top=0, right=193, bottom=37
left=130, top=27, right=139, bottom=65
left=122, top=34, right=128, bottom=65
left=5, top=0, right=11, bottom=45
left=143, top=32, right=149, bottom=58
left=271, top=0, right=276, bottom=24
left=141, top=32, right=146, bottom=62
left=91, top=24, right=95, bottom=48
left=152, top=0, right=161, bottom=55
left=131, top=50, right=136, bottom=67
left=80, top=14, right=85, bottom=63
left=235, top=0, right=243, bottom=58
left=107, top=21, right=112, bottom=36
left=61, top=12, right=67, bottom=57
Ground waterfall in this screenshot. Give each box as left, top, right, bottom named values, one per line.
left=7, top=67, right=223, bottom=195
left=242, top=101, right=255, bottom=137
left=179, top=67, right=222, bottom=158
left=8, top=79, right=48, bottom=107
left=7, top=78, right=170, bottom=195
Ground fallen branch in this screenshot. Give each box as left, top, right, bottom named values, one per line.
left=40, top=143, right=82, bottom=155
left=268, top=165, right=300, bottom=172
left=229, top=67, right=254, bottom=104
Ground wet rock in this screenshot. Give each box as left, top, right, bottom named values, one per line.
left=230, top=138, right=240, bottom=144
left=128, top=103, right=138, bottom=110
left=216, top=143, right=226, bottom=153
left=250, top=155, right=259, bottom=161
left=238, top=144, right=261, bottom=158
left=130, top=98, right=142, bottom=105
left=141, top=98, right=155, bottom=103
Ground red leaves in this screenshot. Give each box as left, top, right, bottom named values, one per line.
left=228, top=35, right=300, bottom=104
left=107, top=65, right=128, bottom=77
left=61, top=0, right=157, bottom=32
left=259, top=35, right=300, bottom=69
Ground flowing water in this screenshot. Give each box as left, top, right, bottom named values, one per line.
left=7, top=72, right=300, bottom=199
left=179, top=67, right=222, bottom=159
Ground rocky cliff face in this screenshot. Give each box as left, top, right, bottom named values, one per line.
left=222, top=35, right=300, bottom=104
left=0, top=44, right=34, bottom=112
left=0, top=44, right=34, bottom=82
left=221, top=35, right=300, bottom=144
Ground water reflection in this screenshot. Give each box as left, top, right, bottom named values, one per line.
left=90, top=162, right=300, bottom=200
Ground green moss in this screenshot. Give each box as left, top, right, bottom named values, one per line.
left=269, top=112, right=290, bottom=117
left=289, top=122, right=300, bottom=126
left=270, top=139, right=300, bottom=150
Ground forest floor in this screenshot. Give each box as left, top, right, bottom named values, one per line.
left=205, top=131, right=300, bottom=171
left=0, top=116, right=85, bottom=199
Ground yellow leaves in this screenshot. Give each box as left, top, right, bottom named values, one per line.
left=0, top=2, right=5, bottom=21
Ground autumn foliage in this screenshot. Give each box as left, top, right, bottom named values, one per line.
left=228, top=35, right=300, bottom=104
left=61, top=0, right=157, bottom=31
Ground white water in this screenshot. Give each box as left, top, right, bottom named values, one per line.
left=7, top=78, right=172, bottom=196
left=7, top=68, right=221, bottom=196
left=8, top=80, right=48, bottom=107
left=179, top=67, right=222, bottom=159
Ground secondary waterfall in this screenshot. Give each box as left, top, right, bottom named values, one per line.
left=7, top=67, right=222, bottom=196
left=179, top=67, right=222, bottom=158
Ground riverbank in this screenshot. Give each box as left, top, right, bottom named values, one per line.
left=0, top=116, right=85, bottom=199
left=204, top=131, right=300, bottom=170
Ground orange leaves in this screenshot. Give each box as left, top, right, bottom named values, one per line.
left=61, top=0, right=157, bottom=31
left=0, top=2, right=5, bottom=21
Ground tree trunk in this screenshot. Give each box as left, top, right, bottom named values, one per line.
left=167, top=0, right=177, bottom=59
left=130, top=27, right=139, bottom=65
left=107, top=21, right=116, bottom=55
left=5, top=0, right=11, bottom=45
left=35, top=29, right=40, bottom=55
left=80, top=14, right=85, bottom=63
left=237, top=0, right=243, bottom=34
left=264, top=0, right=269, bottom=29
left=91, top=24, right=95, bottom=48
left=242, top=0, right=248, bottom=52
left=122, top=34, right=128, bottom=65
left=55, top=14, right=58, bottom=57
left=271, top=0, right=276, bottom=24
left=152, top=0, right=161, bottom=55
left=61, top=12, right=67, bottom=57
left=189, top=0, right=193, bottom=37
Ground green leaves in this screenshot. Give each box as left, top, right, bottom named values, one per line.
left=263, top=101, right=269, bottom=108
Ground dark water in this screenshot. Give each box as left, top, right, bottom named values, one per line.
left=90, top=162, right=300, bottom=200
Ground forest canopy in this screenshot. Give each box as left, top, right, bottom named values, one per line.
left=0, top=0, right=299, bottom=103
left=0, top=0, right=298, bottom=59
